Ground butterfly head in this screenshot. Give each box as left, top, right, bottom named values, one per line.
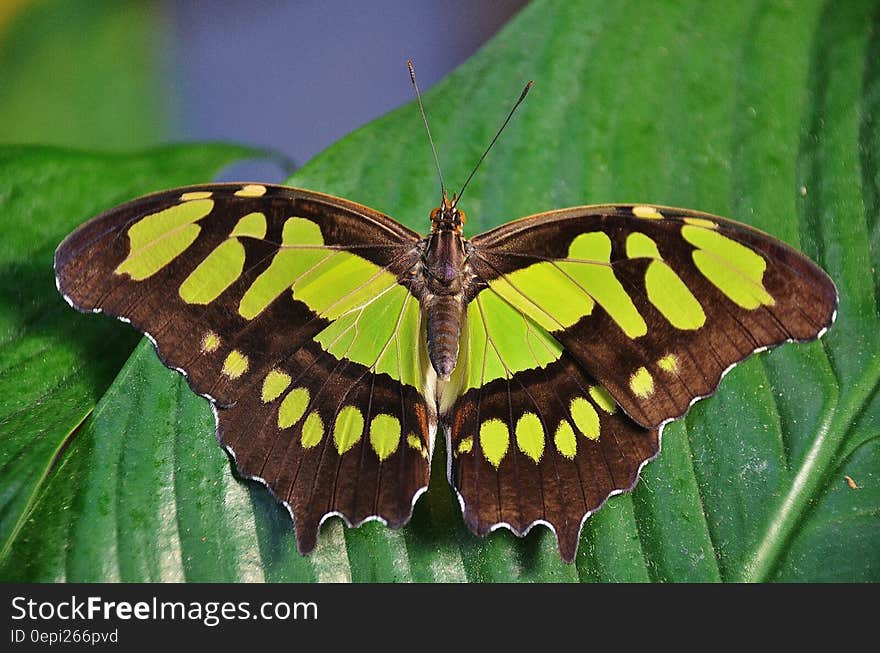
left=430, top=190, right=466, bottom=233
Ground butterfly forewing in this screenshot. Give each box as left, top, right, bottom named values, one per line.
left=467, top=204, right=838, bottom=429
left=55, top=183, right=433, bottom=552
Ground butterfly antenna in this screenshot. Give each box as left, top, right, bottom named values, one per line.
left=453, top=79, right=533, bottom=208
left=408, top=60, right=446, bottom=201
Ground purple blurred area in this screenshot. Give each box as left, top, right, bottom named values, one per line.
left=168, top=0, right=526, bottom=175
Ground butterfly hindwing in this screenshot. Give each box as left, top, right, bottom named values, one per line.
left=219, top=339, right=431, bottom=553
left=446, top=353, right=659, bottom=562
left=467, top=204, right=838, bottom=429
left=444, top=277, right=660, bottom=560
left=55, top=183, right=433, bottom=552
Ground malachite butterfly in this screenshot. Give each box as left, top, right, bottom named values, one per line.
left=54, top=76, right=837, bottom=563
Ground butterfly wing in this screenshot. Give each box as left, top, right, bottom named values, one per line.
left=55, top=183, right=432, bottom=553
left=467, top=204, right=837, bottom=427
left=445, top=204, right=837, bottom=561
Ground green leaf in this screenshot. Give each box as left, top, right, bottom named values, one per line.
left=1, top=0, right=878, bottom=582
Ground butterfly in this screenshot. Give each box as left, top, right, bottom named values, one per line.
left=53, top=70, right=838, bottom=563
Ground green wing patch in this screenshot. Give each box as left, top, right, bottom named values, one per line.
left=453, top=290, right=563, bottom=393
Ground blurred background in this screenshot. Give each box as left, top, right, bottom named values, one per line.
left=0, top=0, right=527, bottom=176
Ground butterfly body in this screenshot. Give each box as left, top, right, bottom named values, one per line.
left=55, top=182, right=837, bottom=562
left=409, top=197, right=473, bottom=381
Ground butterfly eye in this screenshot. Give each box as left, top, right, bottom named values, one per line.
left=430, top=207, right=440, bottom=222
left=457, top=209, right=467, bottom=226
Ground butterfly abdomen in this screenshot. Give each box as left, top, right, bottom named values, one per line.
left=416, top=230, right=468, bottom=380
left=424, top=293, right=463, bottom=379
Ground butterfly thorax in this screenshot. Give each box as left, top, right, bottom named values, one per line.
left=408, top=201, right=472, bottom=381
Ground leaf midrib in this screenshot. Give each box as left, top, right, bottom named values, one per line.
left=737, top=352, right=880, bottom=581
